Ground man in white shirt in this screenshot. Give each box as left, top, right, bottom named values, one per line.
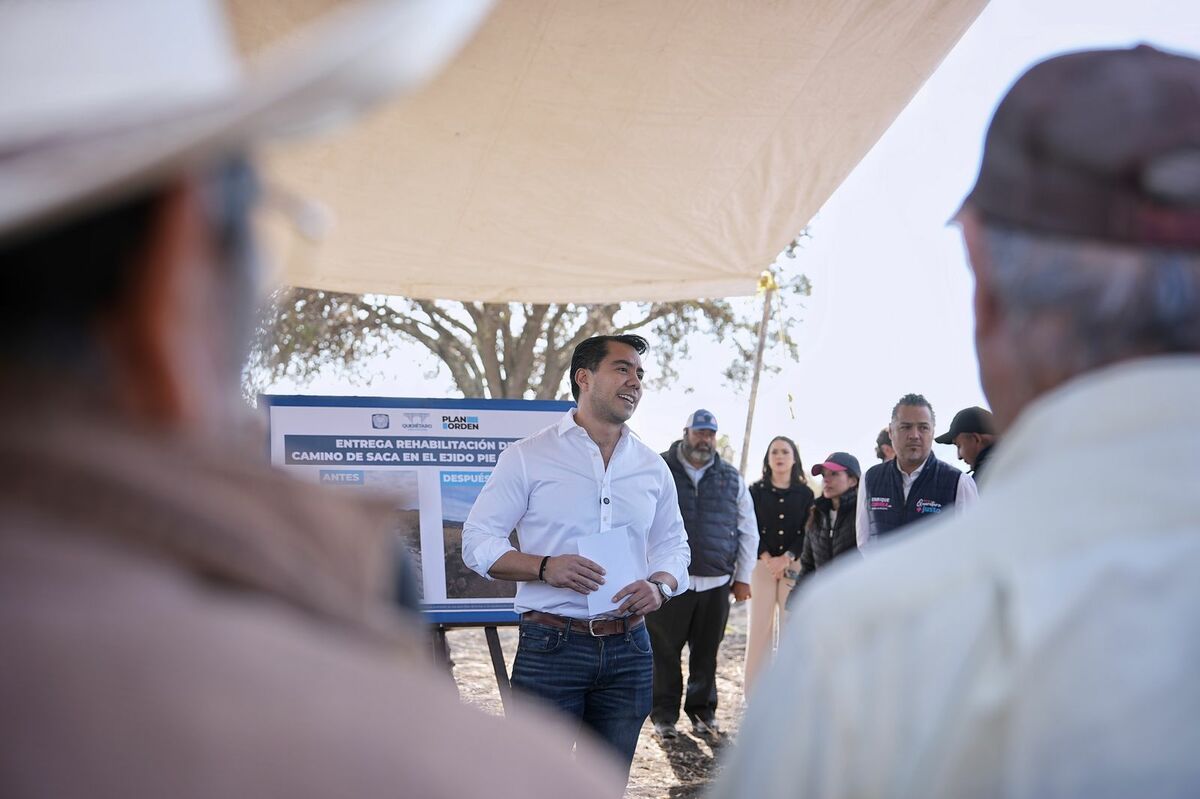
left=462, top=334, right=691, bottom=779
left=713, top=45, right=1200, bottom=799
left=646, top=409, right=757, bottom=741
left=855, top=393, right=978, bottom=549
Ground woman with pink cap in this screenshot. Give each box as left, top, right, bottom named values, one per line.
left=785, top=452, right=862, bottom=607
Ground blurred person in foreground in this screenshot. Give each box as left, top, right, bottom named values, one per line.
left=744, top=436, right=814, bottom=694
left=0, top=2, right=623, bottom=797
left=712, top=45, right=1200, bottom=799
left=935, top=405, right=997, bottom=485
left=785, top=452, right=860, bottom=602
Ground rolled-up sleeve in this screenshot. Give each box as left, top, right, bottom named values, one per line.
left=646, top=465, right=691, bottom=593
left=461, top=445, right=529, bottom=580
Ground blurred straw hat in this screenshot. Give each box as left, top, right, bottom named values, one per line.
left=0, top=0, right=491, bottom=241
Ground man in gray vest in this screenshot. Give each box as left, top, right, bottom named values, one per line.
left=648, top=409, right=757, bottom=740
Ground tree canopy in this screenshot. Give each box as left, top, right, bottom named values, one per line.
left=246, top=243, right=811, bottom=401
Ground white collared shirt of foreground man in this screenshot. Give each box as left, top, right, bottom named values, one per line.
left=462, top=409, right=691, bottom=616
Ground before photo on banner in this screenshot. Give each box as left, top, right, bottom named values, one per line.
left=263, top=396, right=571, bottom=624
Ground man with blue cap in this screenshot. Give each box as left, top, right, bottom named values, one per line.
left=648, top=409, right=757, bottom=740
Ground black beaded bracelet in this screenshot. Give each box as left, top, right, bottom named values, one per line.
left=538, top=555, right=551, bottom=582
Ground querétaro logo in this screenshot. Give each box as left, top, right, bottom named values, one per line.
left=915, top=498, right=943, bottom=514
left=371, top=413, right=390, bottom=430
left=442, top=415, right=480, bottom=430
left=401, top=412, right=434, bottom=430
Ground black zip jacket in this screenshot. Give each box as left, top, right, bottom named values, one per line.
left=795, top=489, right=860, bottom=582
left=750, top=478, right=814, bottom=557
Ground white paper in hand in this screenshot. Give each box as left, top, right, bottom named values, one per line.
left=576, top=526, right=642, bottom=618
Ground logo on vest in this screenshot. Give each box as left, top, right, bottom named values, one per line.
left=870, top=497, right=891, bottom=510
left=915, top=498, right=943, bottom=514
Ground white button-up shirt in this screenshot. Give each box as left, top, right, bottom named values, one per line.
left=462, top=410, right=691, bottom=618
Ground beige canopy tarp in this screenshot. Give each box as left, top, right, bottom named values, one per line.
left=262, top=0, right=987, bottom=304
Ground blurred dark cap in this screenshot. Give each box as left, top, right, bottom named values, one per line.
left=963, top=45, right=1200, bottom=249
left=935, top=406, right=995, bottom=444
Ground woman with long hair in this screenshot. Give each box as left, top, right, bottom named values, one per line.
left=744, top=436, right=814, bottom=694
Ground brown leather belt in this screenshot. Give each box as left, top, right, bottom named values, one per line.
left=522, top=610, right=645, bottom=637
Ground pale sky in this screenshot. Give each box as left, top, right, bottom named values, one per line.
left=268, top=0, right=1200, bottom=480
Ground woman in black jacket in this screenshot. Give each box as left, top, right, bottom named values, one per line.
left=788, top=452, right=861, bottom=602
left=745, top=436, right=814, bottom=694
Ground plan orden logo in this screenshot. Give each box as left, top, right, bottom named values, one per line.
left=442, top=414, right=480, bottom=431
left=400, top=412, right=434, bottom=431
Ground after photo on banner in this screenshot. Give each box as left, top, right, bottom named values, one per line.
left=262, top=396, right=571, bottom=623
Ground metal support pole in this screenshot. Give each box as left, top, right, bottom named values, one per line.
left=739, top=275, right=776, bottom=475
left=484, top=625, right=512, bottom=714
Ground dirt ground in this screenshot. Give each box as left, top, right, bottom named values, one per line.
left=445, top=600, right=751, bottom=798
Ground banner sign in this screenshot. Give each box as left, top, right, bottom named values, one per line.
left=262, top=396, right=573, bottom=624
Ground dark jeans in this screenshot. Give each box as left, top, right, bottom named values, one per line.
left=646, top=585, right=731, bottom=725
left=510, top=619, right=653, bottom=776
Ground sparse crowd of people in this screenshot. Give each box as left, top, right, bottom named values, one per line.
left=725, top=394, right=995, bottom=702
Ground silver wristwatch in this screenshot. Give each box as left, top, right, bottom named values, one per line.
left=649, top=579, right=674, bottom=602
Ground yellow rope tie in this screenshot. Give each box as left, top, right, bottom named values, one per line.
left=756, top=270, right=779, bottom=293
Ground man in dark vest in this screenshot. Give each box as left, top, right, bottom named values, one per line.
left=935, top=406, right=998, bottom=487
left=855, top=394, right=978, bottom=548
left=648, top=409, right=757, bottom=741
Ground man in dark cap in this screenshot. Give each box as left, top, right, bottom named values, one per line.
left=715, top=45, right=1200, bottom=798
left=935, top=406, right=997, bottom=484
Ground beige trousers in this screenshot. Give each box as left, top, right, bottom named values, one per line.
left=743, top=556, right=795, bottom=696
